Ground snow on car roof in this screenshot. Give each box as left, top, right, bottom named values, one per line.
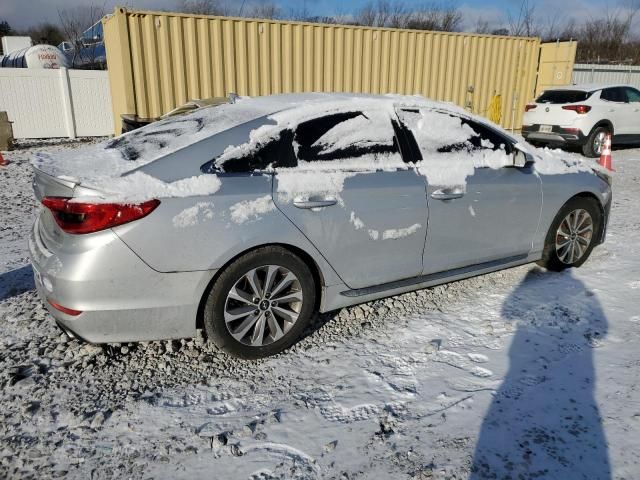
left=32, top=92, right=471, bottom=180
left=31, top=92, right=588, bottom=202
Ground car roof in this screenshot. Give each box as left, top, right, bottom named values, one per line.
left=545, top=83, right=635, bottom=92
left=228, top=92, right=458, bottom=115
left=35, top=92, right=510, bottom=183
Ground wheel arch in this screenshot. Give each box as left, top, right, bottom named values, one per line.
left=590, top=119, right=614, bottom=136
left=572, top=191, right=607, bottom=241
left=196, top=242, right=325, bottom=330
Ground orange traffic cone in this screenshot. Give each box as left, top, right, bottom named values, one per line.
left=598, top=134, right=614, bottom=171
left=0, top=151, right=8, bottom=167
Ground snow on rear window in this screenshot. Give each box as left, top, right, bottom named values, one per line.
left=32, top=98, right=287, bottom=182
left=310, top=112, right=395, bottom=156
left=399, top=109, right=477, bottom=155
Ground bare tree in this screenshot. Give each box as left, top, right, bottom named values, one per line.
left=405, top=3, right=463, bottom=32
left=287, top=0, right=311, bottom=21
left=507, top=0, right=539, bottom=37
left=243, top=1, right=281, bottom=20
left=380, top=0, right=408, bottom=28
left=26, top=23, right=65, bottom=46
left=177, top=0, right=228, bottom=15
left=474, top=18, right=492, bottom=34
left=354, top=0, right=461, bottom=31
left=58, top=3, right=106, bottom=68
left=579, top=11, right=633, bottom=62
left=354, top=2, right=378, bottom=26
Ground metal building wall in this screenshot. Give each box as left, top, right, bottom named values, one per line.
left=103, top=8, right=541, bottom=134
left=572, top=64, right=640, bottom=90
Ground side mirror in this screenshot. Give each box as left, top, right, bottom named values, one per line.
left=513, top=148, right=533, bottom=168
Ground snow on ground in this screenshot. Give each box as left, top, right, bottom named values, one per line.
left=1, top=140, right=639, bottom=479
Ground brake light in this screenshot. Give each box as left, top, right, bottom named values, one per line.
left=47, top=299, right=82, bottom=316
left=41, top=197, right=160, bottom=234
left=525, top=104, right=537, bottom=112
left=562, top=105, right=591, bottom=114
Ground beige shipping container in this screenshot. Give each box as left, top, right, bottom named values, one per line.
left=103, top=8, right=542, bottom=134
left=536, top=40, right=578, bottom=97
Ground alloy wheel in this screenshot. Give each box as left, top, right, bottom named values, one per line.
left=223, top=265, right=303, bottom=347
left=555, top=208, right=594, bottom=264
left=593, top=131, right=607, bottom=156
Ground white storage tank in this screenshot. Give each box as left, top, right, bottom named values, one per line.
left=0, top=45, right=68, bottom=69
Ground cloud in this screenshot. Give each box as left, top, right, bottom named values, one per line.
left=458, top=4, right=509, bottom=32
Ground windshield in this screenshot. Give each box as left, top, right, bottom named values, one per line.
left=536, top=90, right=593, bottom=104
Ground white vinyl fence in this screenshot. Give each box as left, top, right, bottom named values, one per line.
left=0, top=67, right=113, bottom=139
left=572, top=63, right=640, bottom=90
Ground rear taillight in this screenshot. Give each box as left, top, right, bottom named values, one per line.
left=525, top=104, right=537, bottom=112
left=562, top=105, right=591, bottom=114
left=41, top=197, right=160, bottom=234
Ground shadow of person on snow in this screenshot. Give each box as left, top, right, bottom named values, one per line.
left=470, top=268, right=610, bottom=479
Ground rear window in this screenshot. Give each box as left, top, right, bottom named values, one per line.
left=536, top=90, right=593, bottom=104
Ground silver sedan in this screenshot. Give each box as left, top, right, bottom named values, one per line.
left=29, top=94, right=612, bottom=358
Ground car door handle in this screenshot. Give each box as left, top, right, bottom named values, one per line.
left=293, top=198, right=337, bottom=209
left=430, top=188, right=465, bottom=200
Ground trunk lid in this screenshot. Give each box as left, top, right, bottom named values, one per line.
left=32, top=166, right=77, bottom=201
left=524, top=103, right=580, bottom=127
left=524, top=89, right=594, bottom=127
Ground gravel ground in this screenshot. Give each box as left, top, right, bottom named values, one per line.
left=1, top=140, right=639, bottom=479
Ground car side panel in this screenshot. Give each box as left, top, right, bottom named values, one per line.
left=422, top=165, right=543, bottom=275
left=113, top=173, right=345, bottom=287
left=273, top=169, right=429, bottom=290
left=533, top=172, right=610, bottom=254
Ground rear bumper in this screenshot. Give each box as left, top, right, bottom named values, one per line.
left=29, top=217, right=216, bottom=343
left=522, top=125, right=587, bottom=145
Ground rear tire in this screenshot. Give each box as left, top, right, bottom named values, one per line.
left=537, top=197, right=601, bottom=272
left=204, top=246, right=316, bottom=359
left=581, top=126, right=609, bottom=158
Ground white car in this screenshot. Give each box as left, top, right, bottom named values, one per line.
left=522, top=84, right=640, bottom=157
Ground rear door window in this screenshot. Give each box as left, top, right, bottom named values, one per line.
left=201, top=129, right=297, bottom=173
left=601, top=87, right=628, bottom=103
left=536, top=90, right=592, bottom=104
left=294, top=111, right=400, bottom=162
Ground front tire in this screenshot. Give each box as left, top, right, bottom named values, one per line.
left=204, top=246, right=316, bottom=359
left=581, top=126, right=609, bottom=158
left=537, top=197, right=601, bottom=272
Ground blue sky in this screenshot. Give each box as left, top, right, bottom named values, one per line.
left=0, top=0, right=619, bottom=31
